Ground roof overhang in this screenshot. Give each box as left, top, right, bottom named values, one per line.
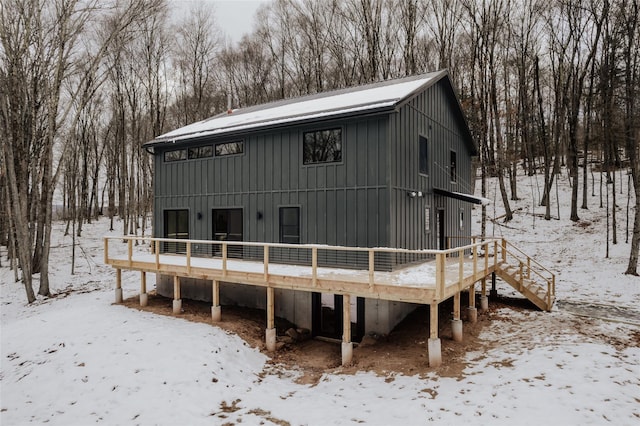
left=434, top=188, right=490, bottom=206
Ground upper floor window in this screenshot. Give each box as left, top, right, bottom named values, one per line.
left=450, top=150, right=457, bottom=183
left=303, top=128, right=342, bottom=165
left=164, top=149, right=187, bottom=162
left=188, top=145, right=213, bottom=159
left=215, top=141, right=243, bottom=156
left=419, top=136, right=428, bottom=175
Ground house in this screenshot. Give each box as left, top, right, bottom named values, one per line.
left=143, top=70, right=483, bottom=344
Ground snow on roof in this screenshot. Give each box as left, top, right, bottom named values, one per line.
left=150, top=71, right=444, bottom=145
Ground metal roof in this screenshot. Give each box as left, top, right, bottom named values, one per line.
left=146, top=71, right=450, bottom=147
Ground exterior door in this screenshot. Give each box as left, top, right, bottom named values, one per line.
left=163, top=209, right=189, bottom=253
left=312, top=293, right=365, bottom=342
left=212, top=208, right=243, bottom=257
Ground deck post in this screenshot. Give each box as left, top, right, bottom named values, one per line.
left=140, top=271, right=148, bottom=307
left=452, top=292, right=463, bottom=342
left=480, top=278, right=489, bottom=311
left=428, top=302, right=442, bottom=367
left=342, top=294, right=353, bottom=366
left=115, top=268, right=123, bottom=303
left=467, top=283, right=477, bottom=323
left=173, top=276, right=182, bottom=314
left=211, top=280, right=221, bottom=322
left=155, top=240, right=160, bottom=269
left=104, top=238, right=109, bottom=265
left=265, top=287, right=276, bottom=352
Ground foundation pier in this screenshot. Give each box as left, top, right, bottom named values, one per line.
left=115, top=269, right=123, bottom=303
left=342, top=294, right=353, bottom=366
left=265, top=287, right=276, bottom=352
left=428, top=302, right=442, bottom=367
left=140, top=271, right=148, bottom=307
left=211, top=280, right=221, bottom=322
left=172, top=276, right=182, bottom=314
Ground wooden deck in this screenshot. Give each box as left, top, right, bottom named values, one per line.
left=104, top=236, right=555, bottom=367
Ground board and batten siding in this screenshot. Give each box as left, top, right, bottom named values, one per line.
left=388, top=78, right=474, bottom=250
left=153, top=115, right=391, bottom=249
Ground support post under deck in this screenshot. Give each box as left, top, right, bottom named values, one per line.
left=452, top=293, right=463, bottom=342
left=342, top=294, right=353, bottom=366
left=428, top=302, right=442, bottom=367
left=211, top=280, right=221, bottom=322
left=140, top=271, right=148, bottom=307
left=265, top=287, right=276, bottom=352
left=490, top=272, right=498, bottom=298
left=468, top=283, right=477, bottom=323
left=480, top=277, right=489, bottom=311
left=115, top=269, right=123, bottom=303
left=173, top=276, right=182, bottom=314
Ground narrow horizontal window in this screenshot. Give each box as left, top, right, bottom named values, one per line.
left=303, top=128, right=342, bottom=165
left=215, top=141, right=243, bottom=156
left=188, top=145, right=213, bottom=159
left=164, top=149, right=187, bottom=162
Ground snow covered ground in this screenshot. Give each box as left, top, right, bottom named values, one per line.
left=2, top=170, right=639, bottom=425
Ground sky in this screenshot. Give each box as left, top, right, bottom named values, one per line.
left=169, top=0, right=272, bottom=43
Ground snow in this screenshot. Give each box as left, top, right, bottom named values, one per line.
left=2, top=168, right=640, bottom=425
left=153, top=74, right=436, bottom=143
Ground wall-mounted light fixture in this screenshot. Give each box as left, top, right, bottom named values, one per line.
left=257, top=211, right=263, bottom=220
left=197, top=212, right=203, bottom=220
left=407, top=191, right=424, bottom=198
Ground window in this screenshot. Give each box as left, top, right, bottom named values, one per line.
left=164, top=149, right=187, bottom=162
left=163, top=209, right=189, bottom=253
left=188, top=145, right=213, bottom=159
left=215, top=141, right=243, bottom=156
left=459, top=208, right=464, bottom=231
left=280, top=207, right=300, bottom=244
left=450, top=150, right=457, bottom=183
left=303, top=128, right=342, bottom=165
left=419, top=136, right=428, bottom=175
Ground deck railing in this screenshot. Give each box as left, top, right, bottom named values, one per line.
left=104, top=236, right=499, bottom=300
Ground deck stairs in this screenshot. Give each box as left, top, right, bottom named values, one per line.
left=492, top=240, right=556, bottom=311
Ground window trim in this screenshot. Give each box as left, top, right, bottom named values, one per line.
left=302, top=127, right=344, bottom=166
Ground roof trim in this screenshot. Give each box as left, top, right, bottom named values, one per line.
left=434, top=188, right=490, bottom=206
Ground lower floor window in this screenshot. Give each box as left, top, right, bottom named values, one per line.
left=280, top=207, right=300, bottom=244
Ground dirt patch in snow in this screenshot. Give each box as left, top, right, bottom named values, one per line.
left=121, top=292, right=502, bottom=382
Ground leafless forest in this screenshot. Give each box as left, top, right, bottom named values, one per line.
left=1, top=0, right=639, bottom=303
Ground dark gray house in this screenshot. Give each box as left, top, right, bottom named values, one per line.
left=145, top=70, right=479, bottom=339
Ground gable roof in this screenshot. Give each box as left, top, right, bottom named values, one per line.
left=146, top=70, right=474, bottom=152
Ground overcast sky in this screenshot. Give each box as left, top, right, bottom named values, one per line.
left=169, top=0, right=272, bottom=43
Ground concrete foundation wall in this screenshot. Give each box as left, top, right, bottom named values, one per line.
left=157, top=275, right=312, bottom=330
left=364, top=299, right=418, bottom=335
